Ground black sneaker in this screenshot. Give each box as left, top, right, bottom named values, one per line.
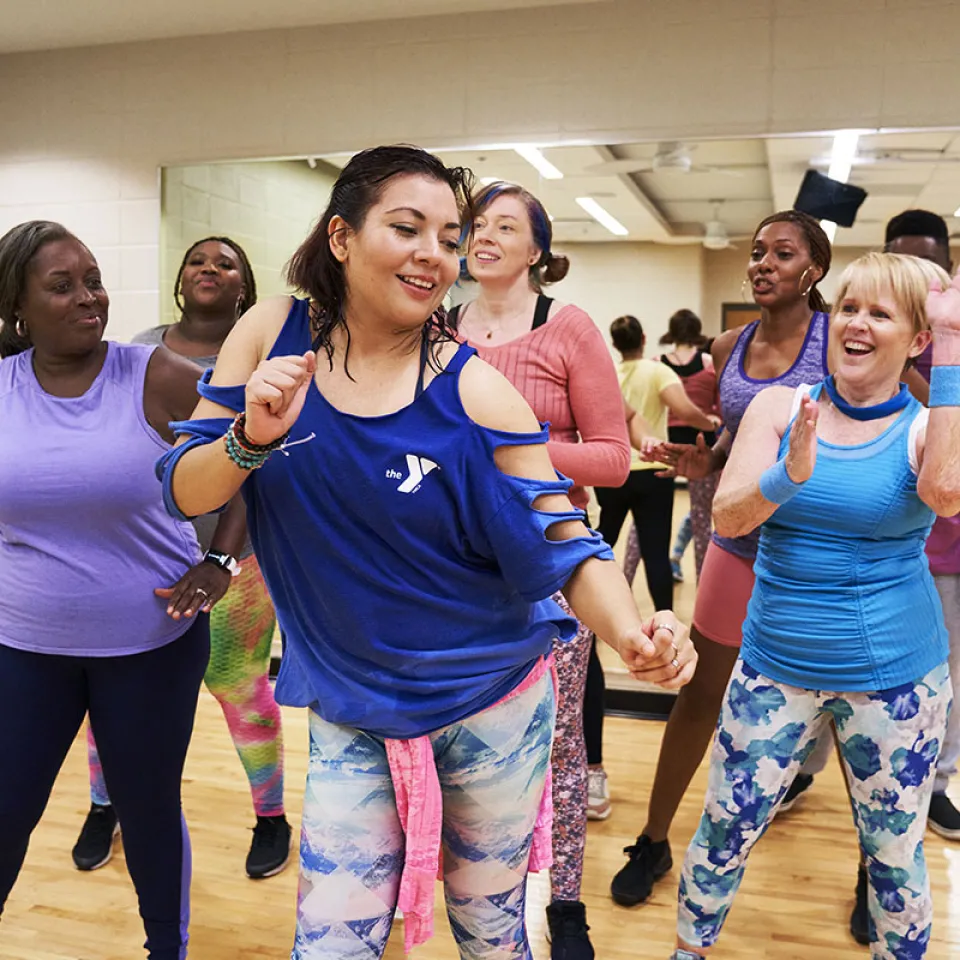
left=72, top=803, right=120, bottom=871
left=545, top=900, right=594, bottom=960
left=850, top=865, right=870, bottom=946
left=928, top=792, right=960, bottom=840
left=610, top=835, right=672, bottom=906
left=779, top=773, right=814, bottom=812
left=246, top=814, right=292, bottom=879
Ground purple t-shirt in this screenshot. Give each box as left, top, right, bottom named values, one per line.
left=916, top=343, right=960, bottom=575
left=0, top=342, right=200, bottom=655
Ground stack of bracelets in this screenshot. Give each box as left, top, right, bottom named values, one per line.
left=224, top=412, right=288, bottom=470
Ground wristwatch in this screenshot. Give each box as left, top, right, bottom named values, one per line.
left=203, top=550, right=241, bottom=577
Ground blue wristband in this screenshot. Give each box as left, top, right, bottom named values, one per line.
left=758, top=458, right=806, bottom=505
left=929, top=365, right=960, bottom=408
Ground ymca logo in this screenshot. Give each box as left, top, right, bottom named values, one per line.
left=386, top=454, right=439, bottom=493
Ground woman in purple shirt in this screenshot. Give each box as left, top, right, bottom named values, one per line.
left=0, top=221, right=218, bottom=959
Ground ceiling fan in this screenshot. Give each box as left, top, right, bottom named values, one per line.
left=700, top=203, right=751, bottom=251
left=582, top=142, right=753, bottom=177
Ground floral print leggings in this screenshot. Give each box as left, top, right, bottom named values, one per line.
left=678, top=658, right=951, bottom=960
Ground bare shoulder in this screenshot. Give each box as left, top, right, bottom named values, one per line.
left=458, top=354, right=541, bottom=433
left=746, top=384, right=797, bottom=432
left=711, top=326, right=744, bottom=376
left=210, top=296, right=295, bottom=385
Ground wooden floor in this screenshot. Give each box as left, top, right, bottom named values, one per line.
left=7, top=493, right=960, bottom=958
left=5, top=692, right=960, bottom=959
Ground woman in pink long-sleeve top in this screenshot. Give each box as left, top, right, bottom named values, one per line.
left=449, top=180, right=630, bottom=960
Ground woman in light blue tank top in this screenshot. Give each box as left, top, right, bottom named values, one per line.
left=158, top=147, right=700, bottom=960
left=671, top=253, right=960, bottom=960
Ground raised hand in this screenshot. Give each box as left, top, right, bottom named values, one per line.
left=926, top=272, right=960, bottom=336
left=785, top=393, right=818, bottom=483
left=244, top=351, right=317, bottom=445
left=615, top=612, right=697, bottom=691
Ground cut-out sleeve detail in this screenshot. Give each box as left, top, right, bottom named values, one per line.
left=469, top=422, right=615, bottom=602
left=155, top=416, right=233, bottom=521
left=196, top=368, right=246, bottom=413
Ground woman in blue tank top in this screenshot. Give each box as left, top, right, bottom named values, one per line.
left=159, top=146, right=698, bottom=960
left=670, top=253, right=960, bottom=960
left=610, top=211, right=833, bottom=912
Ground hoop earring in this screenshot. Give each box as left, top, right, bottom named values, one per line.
left=235, top=296, right=244, bottom=320
left=741, top=279, right=753, bottom=303
left=798, top=267, right=814, bottom=298
left=15, top=317, right=27, bottom=339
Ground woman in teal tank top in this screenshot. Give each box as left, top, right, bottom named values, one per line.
left=670, top=253, right=960, bottom=960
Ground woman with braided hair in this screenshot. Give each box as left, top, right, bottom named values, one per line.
left=609, top=210, right=834, bottom=910
left=75, top=238, right=291, bottom=881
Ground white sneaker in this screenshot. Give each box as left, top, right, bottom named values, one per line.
left=587, top=768, right=611, bottom=821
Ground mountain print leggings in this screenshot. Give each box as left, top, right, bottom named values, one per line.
left=677, top=658, right=951, bottom=960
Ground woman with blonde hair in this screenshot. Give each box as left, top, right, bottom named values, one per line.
left=670, top=252, right=960, bottom=960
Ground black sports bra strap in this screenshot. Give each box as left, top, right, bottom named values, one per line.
left=414, top=329, right=431, bottom=400
left=447, top=303, right=462, bottom=328
left=532, top=294, right=553, bottom=330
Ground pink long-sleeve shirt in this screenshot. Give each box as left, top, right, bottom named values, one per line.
left=468, top=304, right=630, bottom=508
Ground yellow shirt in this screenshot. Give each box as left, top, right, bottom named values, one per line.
left=618, top=358, right=680, bottom=471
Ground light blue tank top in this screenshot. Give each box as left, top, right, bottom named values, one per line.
left=0, top=343, right=200, bottom=656
left=741, top=382, right=948, bottom=691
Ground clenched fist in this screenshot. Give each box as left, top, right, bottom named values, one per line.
left=244, top=351, right=318, bottom=445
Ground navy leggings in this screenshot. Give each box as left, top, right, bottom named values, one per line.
left=0, top=617, right=209, bottom=959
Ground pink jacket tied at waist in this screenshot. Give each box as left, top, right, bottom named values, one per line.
left=385, top=656, right=556, bottom=954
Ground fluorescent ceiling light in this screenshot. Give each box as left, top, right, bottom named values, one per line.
left=576, top=197, right=628, bottom=236
left=514, top=146, right=563, bottom=180
left=827, top=130, right=860, bottom=183
left=953, top=205, right=960, bottom=218
left=820, top=130, right=860, bottom=243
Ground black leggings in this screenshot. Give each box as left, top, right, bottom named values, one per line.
left=0, top=617, right=209, bottom=959
left=585, top=471, right=675, bottom=767
left=595, top=469, right=675, bottom=612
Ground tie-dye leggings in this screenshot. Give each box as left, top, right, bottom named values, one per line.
left=293, top=669, right=555, bottom=959
left=677, top=658, right=951, bottom=959
left=88, top=555, right=284, bottom=816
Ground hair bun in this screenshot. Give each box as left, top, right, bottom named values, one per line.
left=540, top=253, right=569, bottom=285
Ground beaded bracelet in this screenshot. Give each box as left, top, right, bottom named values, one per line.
left=223, top=413, right=288, bottom=470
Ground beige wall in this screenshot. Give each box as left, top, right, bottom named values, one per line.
left=3, top=0, right=960, bottom=339
left=551, top=242, right=703, bottom=349
left=161, top=161, right=335, bottom=325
